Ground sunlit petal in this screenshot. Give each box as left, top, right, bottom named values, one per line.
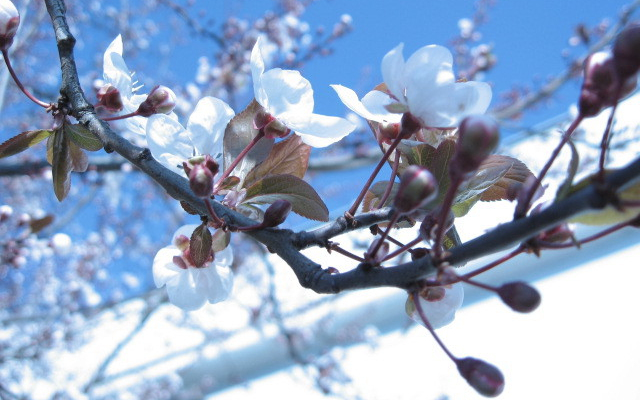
left=282, top=112, right=356, bottom=147
left=381, top=43, right=406, bottom=102
left=260, top=68, right=314, bottom=117
left=147, top=114, right=193, bottom=174
left=187, top=96, right=235, bottom=160
left=152, top=247, right=182, bottom=288
left=103, top=35, right=132, bottom=98
left=166, top=269, right=206, bottom=311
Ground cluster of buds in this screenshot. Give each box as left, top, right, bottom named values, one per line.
left=0, top=0, right=19, bottom=51
left=579, top=22, right=640, bottom=118
left=183, top=155, right=219, bottom=198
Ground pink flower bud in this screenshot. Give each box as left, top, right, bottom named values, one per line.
left=96, top=84, right=124, bottom=112
left=613, top=22, right=640, bottom=80
left=452, top=115, right=499, bottom=175
left=497, top=281, right=541, bottom=313
left=189, top=163, right=215, bottom=198
left=173, top=234, right=190, bottom=252
left=394, top=165, right=438, bottom=215
left=262, top=199, right=292, bottom=228
left=579, top=51, right=637, bottom=117
left=0, top=0, right=19, bottom=51
left=263, top=118, right=290, bottom=139
left=456, top=357, right=505, bottom=397
left=137, top=85, right=177, bottom=117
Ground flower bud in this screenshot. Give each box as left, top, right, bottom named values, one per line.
left=456, top=357, right=505, bottom=397
left=578, top=51, right=636, bottom=117
left=137, top=85, right=177, bottom=117
left=613, top=22, right=640, bottom=80
left=189, top=163, right=214, bottom=198
left=420, top=210, right=454, bottom=242
left=399, top=112, right=422, bottom=139
left=0, top=0, right=19, bottom=51
left=263, top=118, right=290, bottom=139
left=262, top=199, right=292, bottom=228
left=497, top=281, right=541, bottom=313
left=452, top=115, right=499, bottom=175
left=96, top=84, right=124, bottom=113
left=394, top=166, right=438, bottom=215
left=376, top=122, right=400, bottom=144
left=364, top=237, right=390, bottom=264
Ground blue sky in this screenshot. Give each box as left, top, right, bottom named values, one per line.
left=191, top=0, right=634, bottom=134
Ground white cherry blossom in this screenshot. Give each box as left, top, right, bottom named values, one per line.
left=153, top=225, right=234, bottom=311
left=101, top=35, right=151, bottom=136
left=251, top=36, right=356, bottom=147
left=146, top=96, right=235, bottom=175
left=407, top=283, right=464, bottom=329
left=332, top=44, right=492, bottom=128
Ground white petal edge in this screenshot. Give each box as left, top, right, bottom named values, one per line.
left=166, top=268, right=207, bottom=311
left=251, top=36, right=269, bottom=109
left=381, top=43, right=406, bottom=103
left=152, top=246, right=182, bottom=288
left=259, top=68, right=314, bottom=117
left=103, top=35, right=133, bottom=97
left=147, top=114, right=193, bottom=174
left=283, top=112, right=356, bottom=148
left=187, top=96, right=235, bottom=158
left=332, top=85, right=384, bottom=122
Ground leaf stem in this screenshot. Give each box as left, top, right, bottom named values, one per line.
left=2, top=50, right=50, bottom=108
left=213, top=130, right=265, bottom=194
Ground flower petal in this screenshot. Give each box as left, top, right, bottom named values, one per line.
left=381, top=43, right=407, bottom=103
left=404, top=44, right=455, bottom=91
left=187, top=96, right=235, bottom=160
left=166, top=268, right=207, bottom=311
left=361, top=90, right=403, bottom=124
left=281, top=112, right=356, bottom=148
left=152, top=246, right=182, bottom=288
left=251, top=37, right=269, bottom=109
left=147, top=114, right=193, bottom=174
left=408, top=81, right=492, bottom=128
left=260, top=68, right=314, bottom=117
left=103, top=35, right=133, bottom=98
left=414, top=283, right=464, bottom=329
left=197, top=266, right=233, bottom=304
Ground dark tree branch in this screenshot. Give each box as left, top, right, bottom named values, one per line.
left=44, top=0, right=640, bottom=297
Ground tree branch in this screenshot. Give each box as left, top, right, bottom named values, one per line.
left=44, top=0, right=640, bottom=297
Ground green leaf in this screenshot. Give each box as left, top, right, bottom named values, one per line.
left=397, top=140, right=436, bottom=171
left=51, top=130, right=73, bottom=202
left=65, top=123, right=103, bottom=152
left=478, top=155, right=534, bottom=202
left=243, top=135, right=311, bottom=188
left=223, top=99, right=274, bottom=184
left=190, top=223, right=212, bottom=267
left=243, top=174, right=329, bottom=221
left=570, top=172, right=640, bottom=225
left=0, top=129, right=53, bottom=159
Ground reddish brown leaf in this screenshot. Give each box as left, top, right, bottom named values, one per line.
left=0, top=129, right=52, bottom=159
left=243, top=135, right=311, bottom=188
left=190, top=223, right=212, bottom=267
left=479, top=155, right=533, bottom=202
left=29, top=215, right=54, bottom=234
left=51, top=130, right=73, bottom=202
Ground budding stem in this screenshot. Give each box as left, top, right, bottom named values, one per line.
left=597, top=97, right=620, bottom=182
left=2, top=50, right=50, bottom=108
left=366, top=212, right=400, bottom=262
left=102, top=111, right=139, bottom=121
left=433, top=174, right=464, bottom=261
left=411, top=290, right=457, bottom=362
left=213, top=130, right=265, bottom=194
left=375, top=150, right=402, bottom=210
left=347, top=134, right=404, bottom=217
left=514, top=115, right=584, bottom=219
left=383, top=236, right=421, bottom=261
